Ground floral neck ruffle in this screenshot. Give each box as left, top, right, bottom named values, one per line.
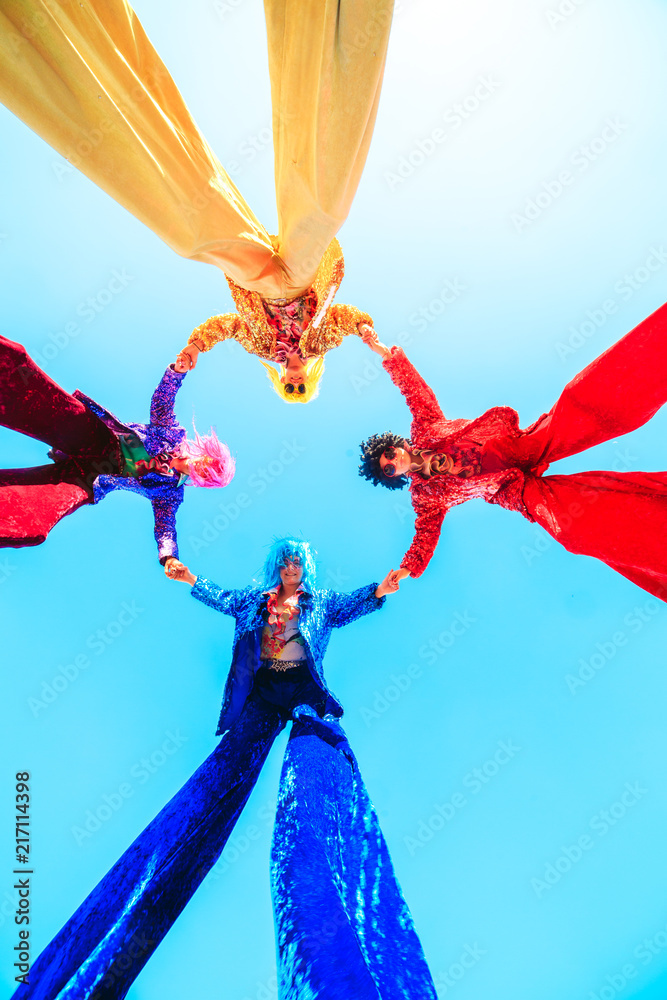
left=412, top=444, right=483, bottom=480
left=261, top=586, right=306, bottom=659
left=262, top=288, right=318, bottom=363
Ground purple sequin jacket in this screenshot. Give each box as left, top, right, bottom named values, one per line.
left=73, top=367, right=187, bottom=563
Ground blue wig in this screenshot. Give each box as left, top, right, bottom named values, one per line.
left=261, top=537, right=317, bottom=592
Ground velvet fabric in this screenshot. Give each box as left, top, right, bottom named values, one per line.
left=272, top=712, right=437, bottom=999
left=12, top=703, right=436, bottom=998
left=12, top=693, right=285, bottom=1000
left=383, top=303, right=667, bottom=598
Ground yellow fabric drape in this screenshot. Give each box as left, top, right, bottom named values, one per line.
left=0, top=0, right=394, bottom=298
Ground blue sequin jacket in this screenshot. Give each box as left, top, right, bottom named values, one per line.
left=73, top=367, right=187, bottom=563
left=190, top=578, right=386, bottom=734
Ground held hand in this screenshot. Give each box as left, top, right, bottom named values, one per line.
left=376, top=568, right=410, bottom=598
left=175, top=343, right=200, bottom=373
left=164, top=557, right=197, bottom=586
left=358, top=323, right=389, bottom=358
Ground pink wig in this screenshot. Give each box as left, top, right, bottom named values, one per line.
left=180, top=426, right=235, bottom=488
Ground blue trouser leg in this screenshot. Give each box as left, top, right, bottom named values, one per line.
left=15, top=695, right=284, bottom=1000
left=271, top=714, right=437, bottom=1000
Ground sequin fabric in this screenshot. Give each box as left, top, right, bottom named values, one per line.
left=272, top=715, right=438, bottom=999
left=188, top=239, right=374, bottom=361
left=383, top=347, right=534, bottom=577
left=191, top=578, right=386, bottom=734
left=76, top=367, right=188, bottom=562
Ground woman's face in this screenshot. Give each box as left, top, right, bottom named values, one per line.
left=379, top=444, right=411, bottom=479
left=280, top=354, right=307, bottom=395
left=279, top=557, right=304, bottom=587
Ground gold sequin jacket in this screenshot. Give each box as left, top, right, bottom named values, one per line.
left=188, top=239, right=373, bottom=360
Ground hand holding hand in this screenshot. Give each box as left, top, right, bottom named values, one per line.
left=174, top=343, right=200, bottom=373
left=376, top=567, right=410, bottom=598
left=164, top=557, right=197, bottom=586
left=358, top=323, right=389, bottom=357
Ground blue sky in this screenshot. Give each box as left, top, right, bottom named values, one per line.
left=2, top=1, right=667, bottom=998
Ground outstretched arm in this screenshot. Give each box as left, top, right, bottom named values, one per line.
left=152, top=492, right=183, bottom=565
left=176, top=313, right=248, bottom=370
left=325, top=582, right=388, bottom=629
left=400, top=500, right=448, bottom=578
left=382, top=346, right=445, bottom=426
left=165, top=560, right=243, bottom=617
left=149, top=366, right=186, bottom=428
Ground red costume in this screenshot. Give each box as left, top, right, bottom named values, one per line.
left=383, top=303, right=667, bottom=600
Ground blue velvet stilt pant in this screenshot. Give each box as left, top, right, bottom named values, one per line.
left=272, top=713, right=437, bottom=999
left=14, top=701, right=435, bottom=999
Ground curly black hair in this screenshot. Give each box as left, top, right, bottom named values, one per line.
left=358, top=432, right=410, bottom=491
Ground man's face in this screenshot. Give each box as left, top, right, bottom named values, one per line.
left=379, top=444, right=411, bottom=479
left=280, top=557, right=304, bottom=586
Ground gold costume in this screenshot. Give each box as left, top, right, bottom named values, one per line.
left=0, top=0, right=394, bottom=302
left=190, top=238, right=373, bottom=360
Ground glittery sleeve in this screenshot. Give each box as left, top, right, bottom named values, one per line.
left=383, top=346, right=445, bottom=428
left=149, top=366, right=185, bottom=428
left=328, top=304, right=374, bottom=338
left=401, top=494, right=447, bottom=578
left=152, top=491, right=183, bottom=564
left=188, top=313, right=249, bottom=352
left=324, top=583, right=386, bottom=629
left=301, top=304, right=373, bottom=356
left=190, top=576, right=243, bottom=616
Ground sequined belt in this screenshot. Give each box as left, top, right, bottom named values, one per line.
left=260, top=658, right=306, bottom=672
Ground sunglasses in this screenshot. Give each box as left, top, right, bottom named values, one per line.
left=284, top=383, right=306, bottom=395
left=382, top=446, right=397, bottom=477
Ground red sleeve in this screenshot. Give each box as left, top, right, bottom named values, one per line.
left=382, top=346, right=444, bottom=428
left=401, top=494, right=447, bottom=578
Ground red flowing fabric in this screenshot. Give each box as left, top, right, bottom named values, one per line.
left=508, top=302, right=667, bottom=600
left=0, top=335, right=113, bottom=547
left=0, top=468, right=91, bottom=547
